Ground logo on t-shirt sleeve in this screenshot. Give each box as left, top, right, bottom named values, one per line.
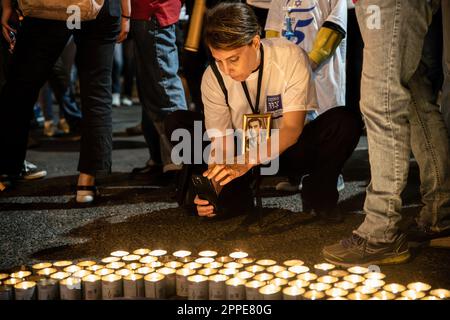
left=266, top=94, right=283, bottom=113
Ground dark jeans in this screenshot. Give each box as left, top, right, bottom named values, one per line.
left=0, top=3, right=120, bottom=176
left=165, top=107, right=363, bottom=214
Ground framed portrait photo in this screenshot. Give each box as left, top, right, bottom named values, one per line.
left=242, top=113, right=272, bottom=154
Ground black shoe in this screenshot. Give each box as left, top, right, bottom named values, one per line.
left=131, top=163, right=163, bottom=175
left=301, top=194, right=343, bottom=223
left=407, top=224, right=450, bottom=246
left=322, top=233, right=410, bottom=267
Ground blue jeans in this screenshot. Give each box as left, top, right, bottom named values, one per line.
left=131, top=18, right=187, bottom=167
left=354, top=0, right=450, bottom=244
left=442, top=1, right=450, bottom=138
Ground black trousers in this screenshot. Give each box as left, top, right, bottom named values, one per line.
left=0, top=2, right=120, bottom=176
left=166, top=107, right=363, bottom=214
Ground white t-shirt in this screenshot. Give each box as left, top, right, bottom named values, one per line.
left=265, top=0, right=347, bottom=114
left=201, top=38, right=318, bottom=138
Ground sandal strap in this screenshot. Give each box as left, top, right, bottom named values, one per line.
left=77, top=185, right=97, bottom=192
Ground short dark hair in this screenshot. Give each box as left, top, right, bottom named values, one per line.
left=204, top=3, right=261, bottom=50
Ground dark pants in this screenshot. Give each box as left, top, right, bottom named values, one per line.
left=165, top=107, right=363, bottom=214
left=0, top=3, right=120, bottom=176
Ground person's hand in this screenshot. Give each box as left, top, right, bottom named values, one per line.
left=194, top=195, right=216, bottom=218
left=1, top=6, right=17, bottom=53
left=117, top=17, right=130, bottom=43
left=204, top=162, right=253, bottom=186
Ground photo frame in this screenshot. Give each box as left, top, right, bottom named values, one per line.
left=242, top=113, right=272, bottom=154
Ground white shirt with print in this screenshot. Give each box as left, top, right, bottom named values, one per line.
left=265, top=0, right=347, bottom=114
left=201, top=38, right=318, bottom=139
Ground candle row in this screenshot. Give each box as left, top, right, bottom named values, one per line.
left=1, top=249, right=449, bottom=300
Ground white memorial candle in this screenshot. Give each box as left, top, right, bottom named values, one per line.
left=122, top=255, right=141, bottom=263
left=245, top=280, right=264, bottom=300
left=82, top=275, right=102, bottom=300
left=10, top=271, right=31, bottom=280
left=187, top=275, right=209, bottom=300
left=133, top=248, right=150, bottom=256
left=343, top=274, right=365, bottom=284
left=347, top=292, right=369, bottom=300
left=115, top=269, right=132, bottom=278
left=283, top=260, right=304, bottom=267
left=253, top=272, right=274, bottom=283
left=106, top=262, right=126, bottom=270
left=136, top=267, right=155, bottom=276
left=430, top=289, right=450, bottom=299
left=216, top=256, right=233, bottom=264
left=183, top=262, right=202, bottom=271
left=407, top=282, right=431, bottom=292
left=309, top=282, right=331, bottom=292
left=237, top=258, right=255, bottom=266
left=209, top=274, right=229, bottom=300
left=198, top=250, right=218, bottom=258
left=275, top=271, right=296, bottom=281
left=176, top=268, right=195, bottom=297
left=71, top=270, right=92, bottom=280
left=373, top=290, right=396, bottom=300
left=165, top=261, right=183, bottom=270
left=334, top=281, right=357, bottom=291
left=60, top=277, right=82, bottom=300
left=317, top=276, right=339, bottom=285
left=53, top=261, right=72, bottom=270
left=139, top=256, right=158, bottom=265
left=401, top=290, right=426, bottom=300
left=37, top=279, right=59, bottom=300
left=102, top=257, right=121, bottom=264
left=259, top=284, right=282, bottom=300
left=282, top=286, right=305, bottom=300
left=354, top=285, right=378, bottom=295
left=198, top=268, right=218, bottom=277
left=32, top=263, right=52, bottom=274
left=144, top=273, right=166, bottom=299
left=256, top=259, right=277, bottom=267
left=229, top=251, right=248, bottom=260
left=110, top=250, right=129, bottom=258
left=95, top=268, right=114, bottom=277
left=226, top=277, right=246, bottom=300
left=14, top=281, right=36, bottom=300
left=123, top=274, right=145, bottom=298
left=195, top=257, right=215, bottom=265
left=86, top=264, right=104, bottom=272
left=102, top=274, right=123, bottom=300
left=63, top=265, right=82, bottom=274
left=383, top=283, right=406, bottom=295
left=347, top=266, right=369, bottom=275
left=303, top=290, right=325, bottom=300
left=269, top=278, right=288, bottom=288
left=288, top=279, right=310, bottom=289
left=266, top=265, right=287, bottom=274
left=50, top=272, right=70, bottom=282
left=328, top=270, right=349, bottom=279
left=158, top=267, right=176, bottom=297
left=37, top=268, right=58, bottom=277
left=125, top=263, right=143, bottom=271
left=172, top=250, right=192, bottom=260
left=314, top=263, right=335, bottom=276
left=297, top=272, right=317, bottom=282
left=325, top=288, right=348, bottom=299
left=288, top=265, right=310, bottom=275
left=76, top=261, right=96, bottom=269
left=223, top=262, right=244, bottom=270
left=149, top=249, right=167, bottom=258
left=245, top=265, right=265, bottom=274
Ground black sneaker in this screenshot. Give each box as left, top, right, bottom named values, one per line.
left=19, top=161, right=47, bottom=181
left=322, top=233, right=410, bottom=267
left=407, top=224, right=450, bottom=246
left=131, top=163, right=163, bottom=175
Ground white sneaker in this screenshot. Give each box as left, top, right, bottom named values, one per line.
left=121, top=96, right=133, bottom=107
left=112, top=93, right=121, bottom=107
left=20, top=160, right=47, bottom=180
left=58, top=118, right=70, bottom=134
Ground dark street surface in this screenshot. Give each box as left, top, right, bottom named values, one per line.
left=1, top=106, right=449, bottom=290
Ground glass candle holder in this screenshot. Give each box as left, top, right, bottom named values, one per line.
left=314, top=263, right=335, bottom=276
left=94, top=268, right=114, bottom=277
left=105, top=262, right=126, bottom=270
left=309, top=282, right=332, bottom=292
left=37, top=268, right=58, bottom=277
left=245, top=280, right=265, bottom=300
left=266, top=265, right=287, bottom=274
left=354, top=285, right=378, bottom=295
left=76, top=261, right=96, bottom=268
left=317, top=276, right=339, bottom=285
left=347, top=292, right=369, bottom=300
left=101, top=257, right=121, bottom=264
left=139, top=256, right=158, bottom=265
left=158, top=267, right=177, bottom=297
left=63, top=265, right=82, bottom=274
left=325, top=288, right=348, bottom=299
left=176, top=268, right=195, bottom=297
left=253, top=272, right=274, bottom=283
left=32, top=263, right=52, bottom=273
left=122, top=255, right=141, bottom=263
left=401, top=290, right=426, bottom=300
left=149, top=250, right=167, bottom=257
left=236, top=271, right=254, bottom=281
left=14, top=281, right=36, bottom=300
left=334, top=281, right=357, bottom=291
left=373, top=290, right=396, bottom=300
left=125, top=263, right=143, bottom=271
left=343, top=274, right=365, bottom=284
left=195, top=257, right=215, bottom=265
left=172, top=250, right=192, bottom=259
left=245, top=265, right=265, bottom=274
left=347, top=266, right=369, bottom=275
left=205, top=262, right=224, bottom=270
left=198, top=250, right=218, bottom=258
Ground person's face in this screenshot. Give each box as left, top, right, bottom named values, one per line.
left=210, top=36, right=260, bottom=82
left=248, top=120, right=261, bottom=137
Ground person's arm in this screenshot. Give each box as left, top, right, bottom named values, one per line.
left=117, top=0, right=130, bottom=43
left=1, top=0, right=16, bottom=50
left=308, top=0, right=347, bottom=70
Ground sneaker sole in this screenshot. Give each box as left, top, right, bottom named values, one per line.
left=21, top=172, right=47, bottom=180
left=323, top=251, right=411, bottom=267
